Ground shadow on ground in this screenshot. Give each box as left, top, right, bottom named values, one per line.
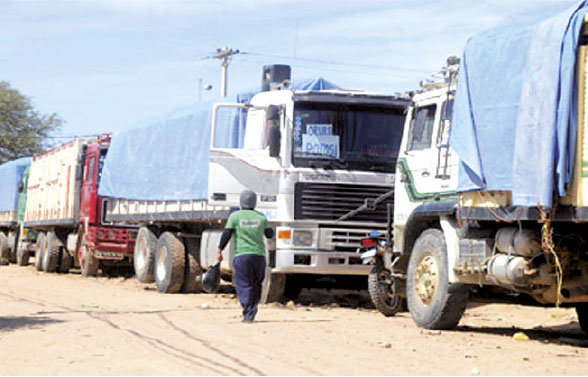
left=0, top=315, right=64, bottom=333
left=296, top=289, right=375, bottom=309
left=455, top=321, right=588, bottom=347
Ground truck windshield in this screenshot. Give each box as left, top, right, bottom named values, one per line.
left=292, top=102, right=405, bottom=172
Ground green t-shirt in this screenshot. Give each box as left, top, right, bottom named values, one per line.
left=225, top=209, right=269, bottom=257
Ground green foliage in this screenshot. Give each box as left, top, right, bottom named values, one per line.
left=0, top=81, right=62, bottom=164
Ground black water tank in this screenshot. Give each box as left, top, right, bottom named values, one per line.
left=262, top=64, right=291, bottom=91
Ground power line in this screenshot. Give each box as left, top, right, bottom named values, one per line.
left=0, top=134, right=99, bottom=140
left=237, top=55, right=415, bottom=81
left=240, top=51, right=430, bottom=74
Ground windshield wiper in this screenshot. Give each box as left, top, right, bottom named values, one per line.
left=362, top=156, right=394, bottom=172
left=309, top=161, right=333, bottom=170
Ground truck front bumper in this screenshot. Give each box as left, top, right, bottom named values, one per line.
left=271, top=249, right=371, bottom=275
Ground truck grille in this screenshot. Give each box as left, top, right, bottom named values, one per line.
left=323, top=227, right=387, bottom=253
left=294, top=183, right=394, bottom=223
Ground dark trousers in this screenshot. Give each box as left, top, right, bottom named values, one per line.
left=233, top=254, right=266, bottom=321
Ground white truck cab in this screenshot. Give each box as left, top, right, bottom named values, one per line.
left=208, top=87, right=410, bottom=296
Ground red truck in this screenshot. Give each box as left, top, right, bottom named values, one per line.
left=24, top=134, right=136, bottom=275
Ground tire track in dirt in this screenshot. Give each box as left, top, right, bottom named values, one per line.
left=156, top=313, right=324, bottom=375
left=0, top=291, right=249, bottom=375
left=86, top=313, right=235, bottom=375
left=157, top=313, right=265, bottom=376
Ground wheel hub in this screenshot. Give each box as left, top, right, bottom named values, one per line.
left=377, top=270, right=395, bottom=302
left=156, top=246, right=167, bottom=280
left=414, top=254, right=438, bottom=305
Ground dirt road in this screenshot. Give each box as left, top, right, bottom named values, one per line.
left=0, top=264, right=587, bottom=376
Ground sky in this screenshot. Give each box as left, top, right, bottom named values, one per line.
left=0, top=0, right=582, bottom=137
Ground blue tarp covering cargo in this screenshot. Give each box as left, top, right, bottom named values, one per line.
left=99, top=77, right=340, bottom=201
left=451, top=1, right=587, bottom=207
left=0, top=157, right=31, bottom=212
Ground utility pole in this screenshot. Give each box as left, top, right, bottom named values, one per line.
left=212, top=47, right=239, bottom=97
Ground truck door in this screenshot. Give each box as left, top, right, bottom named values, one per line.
left=80, top=150, right=98, bottom=223
left=397, top=103, right=438, bottom=202
left=208, top=103, right=282, bottom=209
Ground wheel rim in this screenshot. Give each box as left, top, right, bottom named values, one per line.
left=156, top=245, right=167, bottom=281
left=414, top=253, right=439, bottom=305
left=42, top=239, right=50, bottom=267
left=377, top=270, right=396, bottom=306
left=136, top=239, right=145, bottom=269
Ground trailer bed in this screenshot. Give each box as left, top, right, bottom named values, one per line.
left=104, top=198, right=232, bottom=223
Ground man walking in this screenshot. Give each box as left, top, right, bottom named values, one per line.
left=217, top=189, right=274, bottom=322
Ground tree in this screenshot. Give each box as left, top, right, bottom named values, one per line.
left=0, top=81, right=62, bottom=164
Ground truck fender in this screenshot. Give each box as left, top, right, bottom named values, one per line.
left=439, top=217, right=460, bottom=283
left=399, top=201, right=457, bottom=274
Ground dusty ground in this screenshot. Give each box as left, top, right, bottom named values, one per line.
left=0, top=264, right=587, bottom=376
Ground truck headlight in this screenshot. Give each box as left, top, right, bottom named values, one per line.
left=276, top=227, right=317, bottom=249
left=293, top=230, right=313, bottom=247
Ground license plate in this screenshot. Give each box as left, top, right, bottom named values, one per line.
left=95, top=251, right=124, bottom=260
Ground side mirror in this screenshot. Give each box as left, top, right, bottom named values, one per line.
left=18, top=181, right=24, bottom=193
left=266, top=105, right=280, bottom=122
left=269, top=123, right=281, bottom=158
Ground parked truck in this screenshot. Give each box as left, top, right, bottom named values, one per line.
left=368, top=4, right=588, bottom=333
left=24, top=134, right=136, bottom=276
left=99, top=67, right=409, bottom=301
left=0, top=157, right=36, bottom=266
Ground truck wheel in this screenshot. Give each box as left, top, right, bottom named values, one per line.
left=154, top=232, right=185, bottom=293
left=34, top=233, right=46, bottom=271
left=16, top=245, right=30, bottom=266
left=79, top=244, right=99, bottom=277
left=134, top=227, right=158, bottom=283
left=260, top=270, right=286, bottom=303
left=284, top=275, right=302, bottom=300
left=406, top=229, right=469, bottom=330
left=576, top=304, right=588, bottom=334
left=7, top=231, right=17, bottom=263
left=0, top=232, right=9, bottom=265
left=58, top=251, right=72, bottom=274
left=181, top=238, right=203, bottom=293
left=368, top=264, right=404, bottom=317
left=42, top=232, right=61, bottom=273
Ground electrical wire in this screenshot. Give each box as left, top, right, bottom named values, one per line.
left=539, top=206, right=563, bottom=307
left=240, top=51, right=431, bottom=74
left=0, top=134, right=99, bottom=140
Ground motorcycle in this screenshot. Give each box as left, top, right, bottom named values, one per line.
left=358, top=231, right=406, bottom=316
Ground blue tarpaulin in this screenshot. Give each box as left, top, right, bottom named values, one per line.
left=0, top=157, right=31, bottom=212
left=451, top=1, right=587, bottom=207
left=99, top=77, right=340, bottom=201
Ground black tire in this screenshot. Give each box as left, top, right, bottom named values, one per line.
left=134, top=227, right=158, bottom=283
left=79, top=243, right=99, bottom=277
left=261, top=270, right=286, bottom=304
left=0, top=232, right=9, bottom=265
left=284, top=275, right=303, bottom=301
left=576, top=304, right=588, bottom=334
left=406, top=229, right=469, bottom=330
left=16, top=245, right=29, bottom=266
left=34, top=233, right=46, bottom=271
left=58, top=251, right=72, bottom=274
left=154, top=232, right=185, bottom=293
left=42, top=232, right=61, bottom=273
left=181, top=238, right=203, bottom=293
left=368, top=264, right=404, bottom=317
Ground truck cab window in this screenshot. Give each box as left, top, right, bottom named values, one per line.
left=87, top=157, right=95, bottom=183
left=243, top=108, right=268, bottom=150
left=407, top=105, right=436, bottom=151
left=97, top=150, right=107, bottom=184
